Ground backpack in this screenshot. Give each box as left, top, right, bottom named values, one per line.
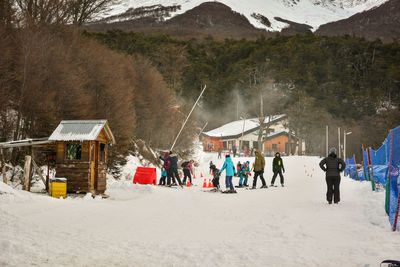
left=181, top=161, right=189, bottom=168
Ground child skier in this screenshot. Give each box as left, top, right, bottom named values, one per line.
left=243, top=161, right=251, bottom=187
left=236, top=161, right=241, bottom=176
left=209, top=161, right=216, bottom=174
left=236, top=163, right=246, bottom=188
left=210, top=164, right=221, bottom=191
left=159, top=167, right=167, bottom=186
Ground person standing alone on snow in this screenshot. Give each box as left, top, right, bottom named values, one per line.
left=220, top=154, right=237, bottom=193
left=271, top=152, right=285, bottom=187
left=252, top=150, right=268, bottom=189
left=319, top=147, right=346, bottom=204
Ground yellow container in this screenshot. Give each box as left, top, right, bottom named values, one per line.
left=50, top=178, right=67, bottom=198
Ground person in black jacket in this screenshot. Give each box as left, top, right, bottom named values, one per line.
left=271, top=152, right=285, bottom=187
left=319, top=147, right=346, bottom=204
left=169, top=151, right=183, bottom=188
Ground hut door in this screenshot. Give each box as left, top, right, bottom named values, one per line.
left=90, top=142, right=99, bottom=192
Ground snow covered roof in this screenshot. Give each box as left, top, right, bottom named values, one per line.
left=203, top=115, right=287, bottom=139
left=49, top=120, right=116, bottom=144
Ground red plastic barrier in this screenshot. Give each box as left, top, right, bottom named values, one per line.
left=133, top=167, right=157, bottom=185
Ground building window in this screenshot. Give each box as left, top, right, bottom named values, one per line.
left=272, top=144, right=278, bottom=152
left=253, top=141, right=259, bottom=149
left=66, top=143, right=82, bottom=160
left=242, top=141, right=250, bottom=150
left=100, top=143, right=106, bottom=162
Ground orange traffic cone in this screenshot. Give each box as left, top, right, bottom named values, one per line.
left=208, top=179, right=213, bottom=188
left=186, top=180, right=191, bottom=187
left=202, top=179, right=207, bottom=188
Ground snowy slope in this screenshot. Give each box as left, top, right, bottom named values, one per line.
left=105, top=0, right=389, bottom=31
left=1, top=153, right=399, bottom=266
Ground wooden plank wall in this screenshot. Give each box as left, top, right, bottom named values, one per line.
left=55, top=161, right=90, bottom=192
left=56, top=141, right=91, bottom=192
left=97, top=162, right=107, bottom=193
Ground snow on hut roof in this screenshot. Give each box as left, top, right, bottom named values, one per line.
left=49, top=120, right=116, bottom=144
left=203, top=115, right=286, bottom=138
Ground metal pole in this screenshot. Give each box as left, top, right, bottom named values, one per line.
left=326, top=125, right=329, bottom=156
left=344, top=129, right=346, bottom=160
left=338, top=127, right=341, bottom=158
left=170, top=85, right=207, bottom=151
left=236, top=94, right=239, bottom=120
left=198, top=121, right=208, bottom=138
left=240, top=117, right=246, bottom=150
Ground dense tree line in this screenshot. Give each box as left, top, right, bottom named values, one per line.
left=0, top=1, right=197, bottom=168
left=89, top=31, right=400, bottom=157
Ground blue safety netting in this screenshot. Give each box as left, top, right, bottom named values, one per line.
left=345, top=156, right=358, bottom=180
left=362, top=149, right=369, bottom=182
left=370, top=136, right=390, bottom=186
left=388, top=126, right=400, bottom=231
left=346, top=125, right=399, bottom=231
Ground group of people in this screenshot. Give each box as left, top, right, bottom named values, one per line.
left=158, top=146, right=346, bottom=204
left=212, top=146, right=346, bottom=203
left=159, top=151, right=194, bottom=188
left=210, top=151, right=286, bottom=193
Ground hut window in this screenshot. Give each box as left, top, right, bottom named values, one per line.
left=100, top=143, right=106, bottom=162
left=66, top=143, right=82, bottom=160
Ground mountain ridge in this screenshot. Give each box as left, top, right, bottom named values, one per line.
left=102, top=0, right=389, bottom=31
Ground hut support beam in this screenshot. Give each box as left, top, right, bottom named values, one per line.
left=1, top=149, right=6, bottom=183
left=23, top=155, right=32, bottom=191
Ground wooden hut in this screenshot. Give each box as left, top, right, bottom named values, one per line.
left=48, top=120, right=116, bottom=194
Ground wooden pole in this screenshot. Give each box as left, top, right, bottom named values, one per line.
left=170, top=84, right=206, bottom=151
left=22, top=155, right=32, bottom=191
left=326, top=125, right=329, bottom=156
left=31, top=159, right=46, bottom=186
left=46, top=156, right=50, bottom=192
left=1, top=149, right=6, bottom=183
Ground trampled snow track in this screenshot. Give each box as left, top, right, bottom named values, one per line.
left=1, top=154, right=399, bottom=266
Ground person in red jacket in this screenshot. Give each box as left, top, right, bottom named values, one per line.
left=182, top=159, right=194, bottom=185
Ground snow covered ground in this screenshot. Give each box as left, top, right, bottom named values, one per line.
left=1, top=152, right=399, bottom=266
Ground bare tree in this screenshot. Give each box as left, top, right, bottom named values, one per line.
left=68, top=0, right=120, bottom=25
left=0, top=0, right=16, bottom=27
left=15, top=0, right=71, bottom=26
left=14, top=0, right=119, bottom=26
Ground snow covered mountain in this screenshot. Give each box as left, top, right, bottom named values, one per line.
left=103, top=0, right=389, bottom=32
left=317, top=0, right=400, bottom=42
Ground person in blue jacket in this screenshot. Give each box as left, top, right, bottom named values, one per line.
left=220, top=154, right=237, bottom=193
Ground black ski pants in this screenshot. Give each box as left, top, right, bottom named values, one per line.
left=271, top=170, right=284, bottom=185
left=182, top=169, right=192, bottom=184
left=253, top=171, right=266, bottom=187
left=167, top=168, right=182, bottom=186
left=212, top=176, right=220, bottom=189
left=326, top=176, right=341, bottom=203
left=159, top=176, right=166, bottom=186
